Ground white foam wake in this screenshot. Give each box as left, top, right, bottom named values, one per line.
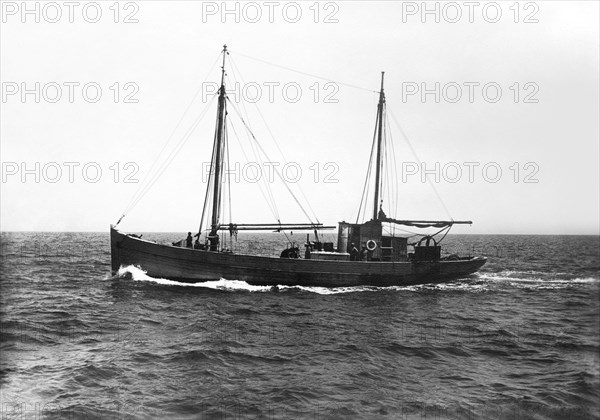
left=116, top=265, right=273, bottom=292
left=478, top=271, right=599, bottom=284
left=114, top=265, right=497, bottom=294
left=114, top=265, right=427, bottom=294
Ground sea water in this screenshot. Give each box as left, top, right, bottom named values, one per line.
left=1, top=232, right=598, bottom=419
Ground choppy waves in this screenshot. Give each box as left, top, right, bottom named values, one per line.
left=479, top=270, right=599, bottom=289
left=2, top=233, right=599, bottom=419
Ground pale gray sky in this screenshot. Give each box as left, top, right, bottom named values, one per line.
left=1, top=1, right=598, bottom=234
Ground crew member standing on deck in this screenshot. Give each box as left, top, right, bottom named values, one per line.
left=186, top=232, right=193, bottom=248
left=360, top=246, right=368, bottom=261
left=350, top=243, right=359, bottom=261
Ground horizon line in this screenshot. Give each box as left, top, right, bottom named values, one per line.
left=1, top=230, right=599, bottom=236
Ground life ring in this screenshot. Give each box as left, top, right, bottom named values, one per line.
left=366, top=240, right=377, bottom=251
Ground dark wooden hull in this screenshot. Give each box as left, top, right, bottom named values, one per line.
left=110, top=227, right=486, bottom=287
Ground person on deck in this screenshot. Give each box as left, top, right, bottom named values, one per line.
left=350, top=243, right=359, bottom=261
left=194, top=239, right=202, bottom=249
left=186, top=232, right=193, bottom=248
left=360, top=246, right=368, bottom=261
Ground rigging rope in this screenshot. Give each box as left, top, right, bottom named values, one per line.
left=435, top=225, right=452, bottom=244
left=386, top=114, right=400, bottom=220
left=355, top=107, right=380, bottom=223
left=227, top=97, right=316, bottom=225
left=388, top=108, right=454, bottom=221
left=383, top=116, right=391, bottom=217
left=382, top=226, right=420, bottom=238
left=223, top=68, right=282, bottom=221
left=227, top=115, right=282, bottom=222
left=121, top=94, right=218, bottom=222
left=225, top=123, right=233, bottom=229
left=196, top=108, right=221, bottom=238
left=230, top=50, right=377, bottom=93
left=116, top=53, right=222, bottom=224
left=228, top=56, right=322, bottom=224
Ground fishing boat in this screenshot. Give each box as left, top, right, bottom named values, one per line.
left=110, top=45, right=486, bottom=287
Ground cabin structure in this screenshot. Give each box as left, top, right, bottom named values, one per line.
left=337, top=221, right=408, bottom=262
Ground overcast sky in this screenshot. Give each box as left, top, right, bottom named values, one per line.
left=1, top=1, right=598, bottom=234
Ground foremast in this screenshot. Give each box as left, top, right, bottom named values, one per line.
left=202, top=45, right=333, bottom=251
left=208, top=44, right=228, bottom=250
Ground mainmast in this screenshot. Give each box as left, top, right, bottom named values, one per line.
left=208, top=44, right=228, bottom=249
left=373, top=71, right=385, bottom=220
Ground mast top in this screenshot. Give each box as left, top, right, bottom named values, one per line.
left=380, top=71, right=385, bottom=93
left=220, top=45, right=228, bottom=88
